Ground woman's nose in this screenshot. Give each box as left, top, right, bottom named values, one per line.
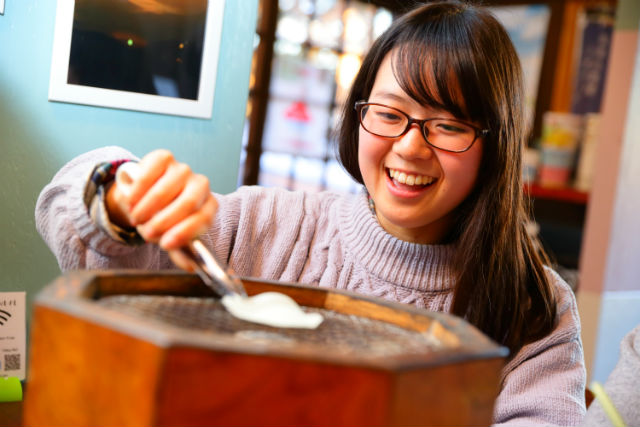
left=392, top=124, right=434, bottom=159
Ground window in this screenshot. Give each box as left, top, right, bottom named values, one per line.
left=240, top=1, right=556, bottom=194
left=240, top=0, right=392, bottom=193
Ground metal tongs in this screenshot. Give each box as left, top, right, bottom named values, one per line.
left=181, top=240, right=247, bottom=297
left=116, top=162, right=247, bottom=298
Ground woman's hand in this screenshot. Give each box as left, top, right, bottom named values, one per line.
left=106, top=149, right=218, bottom=270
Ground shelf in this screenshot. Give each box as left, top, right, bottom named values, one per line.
left=524, top=183, right=589, bottom=204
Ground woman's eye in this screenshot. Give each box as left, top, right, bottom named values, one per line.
left=436, top=122, right=468, bottom=134
left=375, top=111, right=402, bottom=122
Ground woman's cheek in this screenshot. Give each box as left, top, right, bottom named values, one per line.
left=358, top=130, right=387, bottom=181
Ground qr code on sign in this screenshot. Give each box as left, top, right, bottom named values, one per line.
left=4, top=354, right=20, bottom=371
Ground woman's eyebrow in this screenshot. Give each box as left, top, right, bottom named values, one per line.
left=369, top=91, right=408, bottom=103
left=369, top=91, right=454, bottom=116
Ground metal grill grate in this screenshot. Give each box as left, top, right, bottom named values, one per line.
left=97, top=295, right=446, bottom=357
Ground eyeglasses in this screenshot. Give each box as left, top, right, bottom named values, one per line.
left=355, top=101, right=489, bottom=153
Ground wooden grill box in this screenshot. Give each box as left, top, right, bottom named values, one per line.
left=24, top=271, right=507, bottom=427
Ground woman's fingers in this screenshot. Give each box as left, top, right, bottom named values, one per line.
left=137, top=173, right=213, bottom=241
left=168, top=250, right=198, bottom=272
left=130, top=162, right=192, bottom=225
left=116, top=149, right=217, bottom=256
left=158, top=195, right=217, bottom=250
left=126, top=149, right=174, bottom=213
left=105, top=181, right=136, bottom=229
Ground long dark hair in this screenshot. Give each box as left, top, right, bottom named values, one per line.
left=336, top=1, right=556, bottom=353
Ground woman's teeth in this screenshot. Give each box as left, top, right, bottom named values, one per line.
left=388, top=168, right=434, bottom=186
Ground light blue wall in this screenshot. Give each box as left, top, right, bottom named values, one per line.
left=0, top=1, right=258, bottom=314
left=592, top=291, right=640, bottom=382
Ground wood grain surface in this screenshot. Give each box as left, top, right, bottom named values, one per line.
left=23, top=271, right=506, bottom=427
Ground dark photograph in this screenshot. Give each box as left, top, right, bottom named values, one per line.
left=68, top=0, right=207, bottom=100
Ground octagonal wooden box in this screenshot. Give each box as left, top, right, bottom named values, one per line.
left=24, top=270, right=507, bottom=427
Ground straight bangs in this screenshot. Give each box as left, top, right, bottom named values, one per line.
left=391, top=24, right=488, bottom=127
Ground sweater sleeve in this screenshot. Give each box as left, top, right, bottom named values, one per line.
left=492, top=269, right=587, bottom=426
left=35, top=146, right=168, bottom=271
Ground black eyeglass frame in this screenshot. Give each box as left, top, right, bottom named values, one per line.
left=355, top=100, right=489, bottom=153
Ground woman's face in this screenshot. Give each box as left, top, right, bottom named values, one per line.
left=358, top=53, right=484, bottom=244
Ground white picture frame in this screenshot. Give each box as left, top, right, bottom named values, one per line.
left=48, top=0, right=225, bottom=119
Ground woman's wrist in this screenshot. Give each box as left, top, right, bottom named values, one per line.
left=83, top=160, right=144, bottom=245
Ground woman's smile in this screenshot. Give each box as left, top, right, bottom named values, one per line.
left=385, top=167, right=437, bottom=196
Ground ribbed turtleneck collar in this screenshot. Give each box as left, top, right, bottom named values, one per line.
left=337, top=190, right=457, bottom=293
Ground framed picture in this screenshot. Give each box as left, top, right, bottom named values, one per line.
left=48, top=0, right=226, bottom=119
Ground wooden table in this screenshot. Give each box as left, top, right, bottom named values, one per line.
left=0, top=400, right=22, bottom=427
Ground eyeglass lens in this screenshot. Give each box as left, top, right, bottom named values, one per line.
left=360, top=103, right=477, bottom=152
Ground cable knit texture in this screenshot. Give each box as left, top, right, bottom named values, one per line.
left=35, top=146, right=586, bottom=426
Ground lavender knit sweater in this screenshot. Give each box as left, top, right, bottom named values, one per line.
left=36, top=146, right=586, bottom=426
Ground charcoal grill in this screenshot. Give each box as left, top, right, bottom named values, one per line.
left=24, top=270, right=507, bottom=427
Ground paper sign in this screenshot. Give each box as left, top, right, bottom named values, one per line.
left=0, top=292, right=26, bottom=380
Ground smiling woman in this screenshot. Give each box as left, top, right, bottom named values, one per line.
left=36, top=2, right=587, bottom=425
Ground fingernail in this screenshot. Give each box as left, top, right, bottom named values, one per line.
left=160, top=234, right=177, bottom=250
